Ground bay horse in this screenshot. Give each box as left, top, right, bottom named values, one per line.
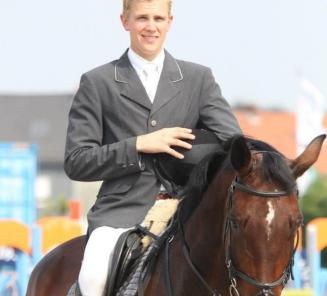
left=26, top=134, right=325, bottom=296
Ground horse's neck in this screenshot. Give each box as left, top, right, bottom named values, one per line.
left=146, top=172, right=234, bottom=295
left=183, top=171, right=234, bottom=273
left=186, top=169, right=232, bottom=229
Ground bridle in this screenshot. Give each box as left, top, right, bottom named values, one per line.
left=162, top=150, right=300, bottom=296
left=224, top=176, right=299, bottom=296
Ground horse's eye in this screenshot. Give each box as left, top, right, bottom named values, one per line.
left=291, top=216, right=303, bottom=226
left=289, top=216, right=303, bottom=233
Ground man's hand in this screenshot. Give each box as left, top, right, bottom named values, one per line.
left=136, top=127, right=195, bottom=159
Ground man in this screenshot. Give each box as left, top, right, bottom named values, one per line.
left=64, top=0, right=241, bottom=295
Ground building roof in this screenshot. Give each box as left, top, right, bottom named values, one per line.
left=235, top=108, right=327, bottom=174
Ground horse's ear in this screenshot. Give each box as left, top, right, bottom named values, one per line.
left=291, top=134, right=326, bottom=178
left=230, top=135, right=252, bottom=175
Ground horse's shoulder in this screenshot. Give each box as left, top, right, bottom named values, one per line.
left=46, top=235, right=86, bottom=258
left=30, top=235, right=86, bottom=277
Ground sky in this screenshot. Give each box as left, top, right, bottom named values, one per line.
left=1, top=0, right=327, bottom=110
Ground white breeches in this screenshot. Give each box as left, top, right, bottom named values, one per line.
left=78, top=226, right=132, bottom=296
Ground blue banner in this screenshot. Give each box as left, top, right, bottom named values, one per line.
left=0, top=143, right=37, bottom=224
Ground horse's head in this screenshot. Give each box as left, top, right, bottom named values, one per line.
left=225, top=134, right=326, bottom=296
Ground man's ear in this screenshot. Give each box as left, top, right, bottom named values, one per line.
left=120, top=14, right=129, bottom=31
left=168, top=15, right=173, bottom=25
left=166, top=15, right=173, bottom=31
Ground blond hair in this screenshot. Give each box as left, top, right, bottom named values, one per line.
left=122, top=0, right=172, bottom=18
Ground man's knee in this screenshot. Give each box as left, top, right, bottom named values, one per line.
left=78, top=268, right=107, bottom=296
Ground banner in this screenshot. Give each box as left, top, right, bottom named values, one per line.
left=0, top=143, right=37, bottom=224
left=296, top=78, right=326, bottom=151
left=296, top=78, right=326, bottom=194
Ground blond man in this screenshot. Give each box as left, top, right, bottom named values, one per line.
left=64, top=0, right=241, bottom=294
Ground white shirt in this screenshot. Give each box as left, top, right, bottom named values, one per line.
left=128, top=48, right=167, bottom=192
left=128, top=48, right=165, bottom=103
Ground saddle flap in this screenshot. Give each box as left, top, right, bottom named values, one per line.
left=106, top=230, right=143, bottom=296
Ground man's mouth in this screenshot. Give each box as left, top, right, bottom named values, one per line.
left=142, top=35, right=158, bottom=42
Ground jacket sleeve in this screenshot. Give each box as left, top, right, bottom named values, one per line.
left=198, top=68, right=242, bottom=142
left=64, top=74, right=143, bottom=182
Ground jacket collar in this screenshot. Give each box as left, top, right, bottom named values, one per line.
left=115, top=49, right=183, bottom=112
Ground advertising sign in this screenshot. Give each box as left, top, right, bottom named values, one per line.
left=0, top=143, right=38, bottom=295
left=0, top=143, right=37, bottom=224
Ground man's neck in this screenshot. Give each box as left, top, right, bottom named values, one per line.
left=129, top=48, right=164, bottom=63
left=128, top=48, right=165, bottom=75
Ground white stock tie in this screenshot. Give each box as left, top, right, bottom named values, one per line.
left=142, top=63, right=159, bottom=103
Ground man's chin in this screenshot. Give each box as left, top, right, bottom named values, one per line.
left=140, top=48, right=161, bottom=58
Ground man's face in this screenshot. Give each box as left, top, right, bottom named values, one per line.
left=121, top=0, right=173, bottom=61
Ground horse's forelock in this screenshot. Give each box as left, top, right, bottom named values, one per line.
left=247, top=139, right=296, bottom=192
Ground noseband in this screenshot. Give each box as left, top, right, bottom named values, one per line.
left=225, top=176, right=299, bottom=296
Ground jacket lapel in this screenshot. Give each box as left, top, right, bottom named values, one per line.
left=114, top=50, right=184, bottom=114
left=150, top=51, right=183, bottom=116
left=115, top=51, right=152, bottom=110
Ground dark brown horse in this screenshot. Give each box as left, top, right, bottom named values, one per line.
left=26, top=134, right=325, bottom=296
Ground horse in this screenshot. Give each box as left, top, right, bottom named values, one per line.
left=26, top=134, right=325, bottom=296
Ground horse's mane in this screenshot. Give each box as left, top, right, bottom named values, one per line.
left=178, top=135, right=296, bottom=223
left=178, top=141, right=228, bottom=223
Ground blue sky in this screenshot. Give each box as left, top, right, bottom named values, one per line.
left=1, top=0, right=326, bottom=110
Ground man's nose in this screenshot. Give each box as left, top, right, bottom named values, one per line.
left=145, top=19, right=156, bottom=30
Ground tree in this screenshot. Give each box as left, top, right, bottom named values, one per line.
left=301, top=174, right=327, bottom=225
left=300, top=174, right=327, bottom=268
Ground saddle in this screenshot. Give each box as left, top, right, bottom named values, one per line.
left=105, top=212, right=177, bottom=296
left=114, top=220, right=179, bottom=296
left=105, top=218, right=180, bottom=296
left=106, top=229, right=143, bottom=296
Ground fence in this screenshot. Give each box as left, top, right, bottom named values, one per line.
left=0, top=212, right=82, bottom=295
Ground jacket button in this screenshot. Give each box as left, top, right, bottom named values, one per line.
left=150, top=120, right=157, bottom=127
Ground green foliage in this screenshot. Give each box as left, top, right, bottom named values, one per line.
left=37, top=193, right=69, bottom=218
left=300, top=174, right=327, bottom=267
left=300, top=174, right=327, bottom=225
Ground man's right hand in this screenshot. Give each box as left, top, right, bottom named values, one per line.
left=136, top=127, right=195, bottom=159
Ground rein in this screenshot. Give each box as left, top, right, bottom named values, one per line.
left=163, top=213, right=220, bottom=296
